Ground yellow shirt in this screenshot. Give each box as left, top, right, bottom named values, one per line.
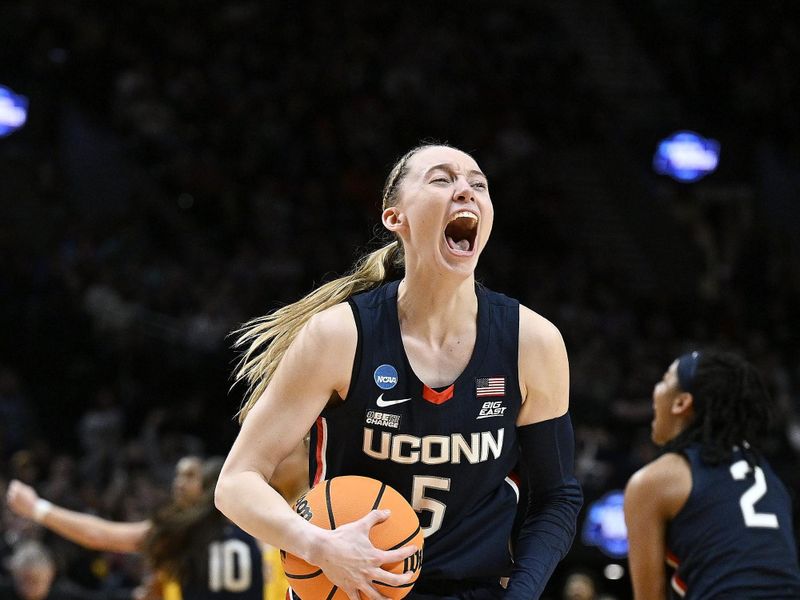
left=163, top=579, right=182, bottom=600
left=263, top=544, right=289, bottom=600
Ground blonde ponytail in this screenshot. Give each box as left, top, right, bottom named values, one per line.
left=233, top=142, right=454, bottom=423
left=234, top=241, right=404, bottom=422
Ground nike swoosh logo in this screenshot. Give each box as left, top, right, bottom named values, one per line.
left=376, top=394, right=413, bottom=408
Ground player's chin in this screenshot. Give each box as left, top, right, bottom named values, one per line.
left=439, top=255, right=479, bottom=279
left=173, top=491, right=192, bottom=508
left=650, top=426, right=667, bottom=447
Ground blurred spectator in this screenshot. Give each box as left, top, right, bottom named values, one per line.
left=77, top=387, right=124, bottom=486
left=562, top=570, right=598, bottom=600
left=0, top=540, right=94, bottom=600
left=0, top=369, right=34, bottom=460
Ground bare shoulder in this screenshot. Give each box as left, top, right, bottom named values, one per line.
left=278, top=302, right=357, bottom=400
left=626, top=453, right=691, bottom=519
left=519, top=304, right=564, bottom=351
left=303, top=302, right=357, bottom=349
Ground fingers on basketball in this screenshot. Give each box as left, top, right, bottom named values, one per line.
left=282, top=476, right=424, bottom=600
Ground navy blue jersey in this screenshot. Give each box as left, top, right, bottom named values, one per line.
left=309, top=280, right=522, bottom=582
left=665, top=445, right=800, bottom=599
left=177, top=523, right=265, bottom=600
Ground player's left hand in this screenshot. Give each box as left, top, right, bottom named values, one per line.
left=6, top=479, right=40, bottom=520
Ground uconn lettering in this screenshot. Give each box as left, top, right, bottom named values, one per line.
left=362, top=428, right=505, bottom=465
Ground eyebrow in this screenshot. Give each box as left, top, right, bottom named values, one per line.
left=424, top=163, right=488, bottom=181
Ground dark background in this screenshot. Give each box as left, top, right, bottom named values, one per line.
left=1, top=1, right=799, bottom=598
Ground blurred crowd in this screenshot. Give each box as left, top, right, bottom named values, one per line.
left=1, top=1, right=799, bottom=598
left=625, top=0, right=800, bottom=147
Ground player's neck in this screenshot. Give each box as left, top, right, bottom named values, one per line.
left=396, top=274, right=477, bottom=345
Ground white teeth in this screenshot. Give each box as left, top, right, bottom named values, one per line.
left=448, top=211, right=478, bottom=223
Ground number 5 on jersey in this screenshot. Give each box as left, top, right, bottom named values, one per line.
left=412, top=476, right=451, bottom=537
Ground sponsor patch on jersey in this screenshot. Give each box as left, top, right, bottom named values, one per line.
left=374, top=364, right=399, bottom=390
left=365, top=410, right=401, bottom=429
left=477, top=399, right=507, bottom=419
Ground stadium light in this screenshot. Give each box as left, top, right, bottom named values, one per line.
left=581, top=490, right=628, bottom=559
left=0, top=85, right=28, bottom=138
left=653, top=130, right=720, bottom=183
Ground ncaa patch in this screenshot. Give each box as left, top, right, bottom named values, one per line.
left=374, top=364, right=399, bottom=390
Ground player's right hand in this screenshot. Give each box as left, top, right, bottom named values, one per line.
left=308, top=509, right=418, bottom=600
left=6, top=479, right=40, bottom=520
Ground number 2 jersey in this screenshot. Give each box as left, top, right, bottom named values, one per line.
left=309, top=280, right=523, bottom=582
left=665, top=445, right=800, bottom=599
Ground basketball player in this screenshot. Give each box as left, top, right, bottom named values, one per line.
left=215, top=144, right=583, bottom=599
left=624, top=350, right=800, bottom=599
left=7, top=450, right=306, bottom=600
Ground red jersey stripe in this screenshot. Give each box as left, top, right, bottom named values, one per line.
left=313, top=417, right=327, bottom=486
left=422, top=384, right=455, bottom=404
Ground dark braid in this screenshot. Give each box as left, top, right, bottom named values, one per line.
left=664, top=351, right=775, bottom=465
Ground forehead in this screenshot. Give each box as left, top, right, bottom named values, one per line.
left=665, top=360, right=679, bottom=379
left=16, top=564, right=53, bottom=578
left=407, top=146, right=482, bottom=176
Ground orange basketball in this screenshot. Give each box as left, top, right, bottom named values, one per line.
left=281, top=475, right=424, bottom=600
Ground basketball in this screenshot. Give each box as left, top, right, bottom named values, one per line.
left=281, top=475, right=424, bottom=600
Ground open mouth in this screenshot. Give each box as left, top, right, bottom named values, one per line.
left=444, top=211, right=478, bottom=254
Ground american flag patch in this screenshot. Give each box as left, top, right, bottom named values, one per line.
left=476, top=377, right=505, bottom=397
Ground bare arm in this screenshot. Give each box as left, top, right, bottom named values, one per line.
left=270, top=439, right=309, bottom=503
left=624, top=453, right=691, bottom=600
left=516, top=306, right=569, bottom=426
left=215, top=303, right=416, bottom=600
left=6, top=479, right=150, bottom=553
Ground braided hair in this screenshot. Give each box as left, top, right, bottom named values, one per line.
left=664, top=350, right=775, bottom=465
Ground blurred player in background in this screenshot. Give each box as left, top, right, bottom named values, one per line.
left=215, top=144, right=582, bottom=599
left=625, top=350, right=800, bottom=599
left=7, top=448, right=307, bottom=600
